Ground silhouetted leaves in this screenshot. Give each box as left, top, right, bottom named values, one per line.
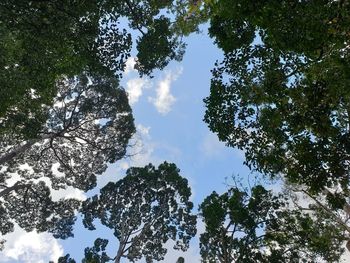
left=0, top=74, right=135, bottom=239
left=81, top=162, right=197, bottom=263
left=200, top=185, right=345, bottom=263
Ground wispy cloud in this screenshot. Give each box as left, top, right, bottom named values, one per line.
left=127, top=124, right=157, bottom=167
left=149, top=68, right=183, bottom=115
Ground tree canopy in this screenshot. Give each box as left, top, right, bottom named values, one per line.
left=0, top=0, right=187, bottom=138
left=59, top=162, right=197, bottom=263
left=203, top=0, right=350, bottom=194
left=200, top=185, right=346, bottom=263
left=2, top=0, right=350, bottom=261
left=0, top=73, right=135, bottom=239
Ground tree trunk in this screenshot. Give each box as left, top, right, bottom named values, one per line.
left=115, top=241, right=125, bottom=263
left=0, top=134, right=53, bottom=165
left=0, top=182, right=29, bottom=198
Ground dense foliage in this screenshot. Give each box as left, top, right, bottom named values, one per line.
left=0, top=74, right=135, bottom=238
left=0, top=0, right=190, bottom=253
left=0, top=0, right=187, bottom=138
left=203, top=0, right=350, bottom=195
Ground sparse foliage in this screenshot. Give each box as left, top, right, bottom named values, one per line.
left=200, top=185, right=346, bottom=263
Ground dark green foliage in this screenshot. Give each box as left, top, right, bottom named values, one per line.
left=0, top=1, right=131, bottom=138
left=203, top=0, right=350, bottom=194
left=136, top=16, right=186, bottom=76
left=82, top=238, right=111, bottom=263
left=81, top=162, right=197, bottom=263
left=199, top=185, right=346, bottom=263
left=2, top=181, right=80, bottom=239
left=0, top=0, right=191, bottom=255
left=52, top=254, right=76, bottom=263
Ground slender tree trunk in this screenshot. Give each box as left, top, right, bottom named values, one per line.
left=115, top=241, right=125, bottom=263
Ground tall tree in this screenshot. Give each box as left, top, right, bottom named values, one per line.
left=202, top=0, right=350, bottom=195
left=60, top=162, right=196, bottom=263
left=0, top=73, right=135, bottom=240
left=199, top=185, right=346, bottom=263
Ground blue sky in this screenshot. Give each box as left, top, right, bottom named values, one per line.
left=0, top=28, right=253, bottom=263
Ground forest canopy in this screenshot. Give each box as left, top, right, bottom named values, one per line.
left=1, top=0, right=350, bottom=262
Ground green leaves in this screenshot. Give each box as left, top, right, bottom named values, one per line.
left=83, top=239, right=111, bottom=263
left=136, top=16, right=185, bottom=76
left=0, top=73, right=135, bottom=240
left=204, top=0, right=350, bottom=193
left=81, top=162, right=197, bottom=262
left=199, top=185, right=345, bottom=263
left=0, top=0, right=187, bottom=138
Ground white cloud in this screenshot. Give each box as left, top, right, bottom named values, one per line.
left=126, top=78, right=151, bottom=105
left=0, top=227, right=64, bottom=263
left=341, top=249, right=350, bottom=262
left=136, top=124, right=151, bottom=138
left=51, top=187, right=86, bottom=201
left=124, top=57, right=136, bottom=75
left=124, top=56, right=152, bottom=106
left=149, top=68, right=183, bottom=115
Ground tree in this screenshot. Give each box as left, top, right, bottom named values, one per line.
left=0, top=0, right=187, bottom=138
left=60, top=162, right=197, bottom=263
left=202, top=0, right=350, bottom=195
left=0, top=73, right=135, bottom=240
left=199, top=185, right=346, bottom=263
